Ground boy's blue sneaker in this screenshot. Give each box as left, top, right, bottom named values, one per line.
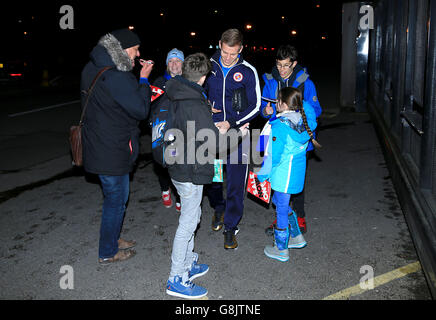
left=166, top=276, right=208, bottom=299
left=188, top=261, right=209, bottom=281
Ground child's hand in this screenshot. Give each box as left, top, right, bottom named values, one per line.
left=264, top=102, right=274, bottom=115
left=216, top=121, right=230, bottom=133
left=218, top=127, right=228, bottom=134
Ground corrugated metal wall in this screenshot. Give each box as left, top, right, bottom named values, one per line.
left=367, top=0, right=436, bottom=297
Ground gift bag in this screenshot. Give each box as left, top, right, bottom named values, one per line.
left=150, top=85, right=164, bottom=102
left=246, top=171, right=271, bottom=203
left=213, top=159, right=224, bottom=182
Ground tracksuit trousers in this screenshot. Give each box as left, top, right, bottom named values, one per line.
left=207, top=135, right=249, bottom=231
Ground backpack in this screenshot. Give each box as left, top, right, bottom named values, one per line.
left=296, top=81, right=305, bottom=95
left=149, top=94, right=178, bottom=168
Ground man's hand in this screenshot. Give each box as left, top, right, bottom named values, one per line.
left=264, top=102, right=274, bottom=115
left=215, top=121, right=231, bottom=134
left=239, top=122, right=250, bottom=136
left=211, top=106, right=222, bottom=114
left=210, top=101, right=222, bottom=114
left=139, top=60, right=154, bottom=79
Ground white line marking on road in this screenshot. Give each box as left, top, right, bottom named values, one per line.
left=8, top=100, right=81, bottom=118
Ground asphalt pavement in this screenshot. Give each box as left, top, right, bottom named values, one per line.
left=0, top=72, right=432, bottom=301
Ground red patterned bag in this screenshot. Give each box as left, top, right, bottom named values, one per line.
left=246, top=171, right=271, bottom=204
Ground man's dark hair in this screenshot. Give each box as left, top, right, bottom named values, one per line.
left=182, top=53, right=212, bottom=83
left=276, top=45, right=298, bottom=62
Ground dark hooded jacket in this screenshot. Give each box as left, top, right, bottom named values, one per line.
left=165, top=76, right=240, bottom=185
left=81, top=33, right=151, bottom=176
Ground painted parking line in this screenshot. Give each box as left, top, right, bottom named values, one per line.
left=8, top=100, right=80, bottom=118
left=323, top=261, right=422, bottom=300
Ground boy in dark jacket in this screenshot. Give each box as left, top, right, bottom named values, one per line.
left=81, top=29, right=153, bottom=264
left=164, top=53, right=248, bottom=299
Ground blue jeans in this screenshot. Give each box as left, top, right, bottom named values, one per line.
left=272, top=191, right=291, bottom=230
left=169, top=179, right=203, bottom=282
left=98, top=174, right=130, bottom=259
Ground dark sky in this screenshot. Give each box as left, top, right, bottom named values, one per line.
left=1, top=0, right=343, bottom=79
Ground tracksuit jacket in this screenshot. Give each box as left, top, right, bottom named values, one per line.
left=204, top=50, right=261, bottom=230
left=205, top=50, right=261, bottom=128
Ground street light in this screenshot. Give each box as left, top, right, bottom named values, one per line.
left=245, top=24, right=252, bottom=30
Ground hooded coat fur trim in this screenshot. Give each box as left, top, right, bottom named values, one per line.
left=98, top=33, right=133, bottom=72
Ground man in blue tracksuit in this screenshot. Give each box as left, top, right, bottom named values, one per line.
left=261, top=44, right=322, bottom=235
left=205, top=28, right=261, bottom=250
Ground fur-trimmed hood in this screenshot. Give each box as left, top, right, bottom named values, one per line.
left=89, top=33, right=133, bottom=72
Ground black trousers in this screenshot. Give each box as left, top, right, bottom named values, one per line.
left=153, top=162, right=180, bottom=203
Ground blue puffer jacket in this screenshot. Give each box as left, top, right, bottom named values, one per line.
left=260, top=65, right=321, bottom=151
left=205, top=50, right=261, bottom=128
left=257, top=101, right=317, bottom=194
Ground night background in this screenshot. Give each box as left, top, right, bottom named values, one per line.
left=0, top=0, right=435, bottom=301
left=0, top=0, right=343, bottom=87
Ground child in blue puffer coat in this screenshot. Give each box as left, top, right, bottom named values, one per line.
left=257, top=87, right=320, bottom=262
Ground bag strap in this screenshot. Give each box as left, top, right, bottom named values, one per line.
left=79, top=66, right=113, bottom=125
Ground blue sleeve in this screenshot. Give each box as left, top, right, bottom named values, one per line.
left=303, top=100, right=317, bottom=132
left=139, top=77, right=150, bottom=85
left=230, top=66, right=262, bottom=127
left=303, top=79, right=322, bottom=118
left=204, top=75, right=211, bottom=96
left=260, top=74, right=277, bottom=120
